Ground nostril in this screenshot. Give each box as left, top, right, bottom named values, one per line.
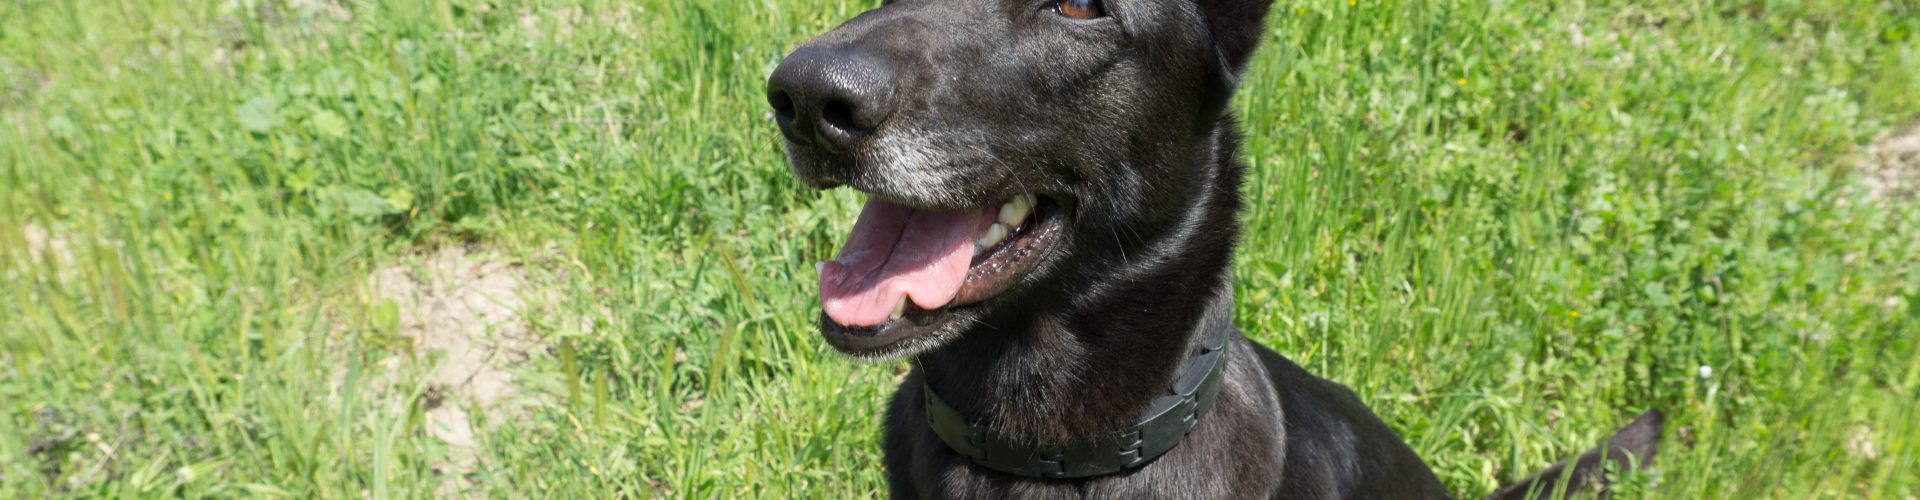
left=769, top=90, right=797, bottom=126
left=821, top=100, right=868, bottom=137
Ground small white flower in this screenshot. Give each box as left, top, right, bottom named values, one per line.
left=1698, top=365, right=1713, bottom=379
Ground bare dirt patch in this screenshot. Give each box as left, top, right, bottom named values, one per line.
left=1862, top=124, right=1920, bottom=203
left=12, top=224, right=83, bottom=285
left=368, top=246, right=548, bottom=495
left=286, top=0, right=354, bottom=22
left=22, top=224, right=75, bottom=267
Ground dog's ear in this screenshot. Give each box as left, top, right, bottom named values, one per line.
left=1195, top=0, right=1275, bottom=75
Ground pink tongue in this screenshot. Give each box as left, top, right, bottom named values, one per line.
left=820, top=198, right=988, bottom=328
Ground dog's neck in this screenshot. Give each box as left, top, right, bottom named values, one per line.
left=914, top=122, right=1245, bottom=444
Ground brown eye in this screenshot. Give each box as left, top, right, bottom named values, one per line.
left=1055, top=0, right=1104, bottom=19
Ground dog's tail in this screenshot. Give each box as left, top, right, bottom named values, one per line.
left=1485, top=410, right=1666, bottom=500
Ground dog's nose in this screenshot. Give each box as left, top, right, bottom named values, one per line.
left=767, top=46, right=898, bottom=153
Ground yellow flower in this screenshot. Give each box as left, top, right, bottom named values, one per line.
left=1457, top=78, right=1467, bottom=86
left=1569, top=311, right=1581, bottom=319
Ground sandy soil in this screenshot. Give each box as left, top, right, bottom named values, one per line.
left=368, top=246, right=547, bottom=496
left=1863, top=124, right=1920, bottom=202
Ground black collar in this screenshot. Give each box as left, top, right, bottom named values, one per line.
left=920, top=310, right=1233, bottom=479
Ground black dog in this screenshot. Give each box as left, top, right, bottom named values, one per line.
left=767, top=0, right=1663, bottom=497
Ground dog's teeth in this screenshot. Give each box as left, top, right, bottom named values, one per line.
left=890, top=297, right=909, bottom=320
left=977, top=223, right=1008, bottom=249
left=999, top=195, right=1032, bottom=227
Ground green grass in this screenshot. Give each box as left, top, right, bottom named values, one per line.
left=3, top=0, right=1917, bottom=497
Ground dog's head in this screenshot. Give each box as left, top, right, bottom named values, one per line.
left=771, top=0, right=1274, bottom=359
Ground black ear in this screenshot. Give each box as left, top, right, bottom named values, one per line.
left=1195, top=0, right=1275, bottom=75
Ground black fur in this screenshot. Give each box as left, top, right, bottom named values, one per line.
left=768, top=0, right=1662, bottom=497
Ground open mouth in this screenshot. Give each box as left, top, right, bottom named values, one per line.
left=818, top=193, right=1064, bottom=354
